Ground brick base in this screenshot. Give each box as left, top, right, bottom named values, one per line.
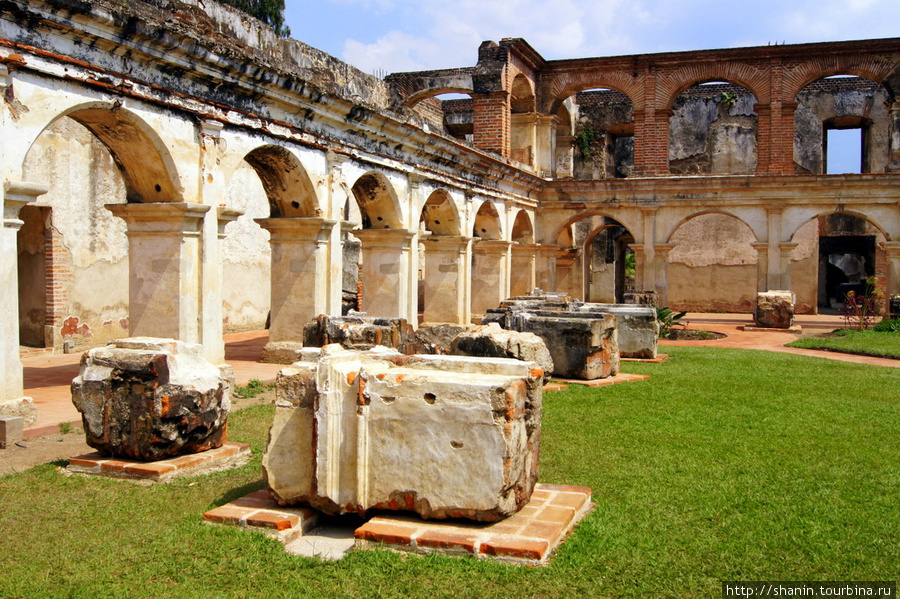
left=204, top=483, right=592, bottom=566
left=552, top=372, right=651, bottom=387
left=621, top=353, right=671, bottom=364
left=65, top=442, right=252, bottom=482
left=739, top=325, right=803, bottom=333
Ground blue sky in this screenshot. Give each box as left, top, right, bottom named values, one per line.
left=285, top=0, right=898, bottom=74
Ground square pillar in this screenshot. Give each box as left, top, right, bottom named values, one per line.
left=510, top=243, right=539, bottom=297
left=752, top=242, right=769, bottom=293
left=554, top=248, right=581, bottom=301
left=0, top=182, right=47, bottom=425
left=653, top=244, right=674, bottom=307
left=471, top=240, right=512, bottom=318
left=535, top=244, right=559, bottom=292
left=106, top=202, right=210, bottom=344
left=421, top=235, right=472, bottom=325
left=255, top=217, right=337, bottom=344
left=779, top=242, right=799, bottom=291
left=354, top=228, right=415, bottom=320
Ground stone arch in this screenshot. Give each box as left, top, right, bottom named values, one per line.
left=242, top=145, right=319, bottom=217
left=581, top=217, right=636, bottom=303
left=405, top=87, right=474, bottom=109
left=663, top=210, right=760, bottom=245
left=552, top=211, right=642, bottom=248
left=350, top=171, right=403, bottom=229
left=511, top=210, right=534, bottom=243
left=793, top=75, right=892, bottom=174
left=510, top=74, right=535, bottom=114
left=666, top=212, right=759, bottom=312
left=473, top=200, right=503, bottom=240
left=35, top=103, right=183, bottom=203
left=420, top=189, right=462, bottom=236
left=668, top=80, right=759, bottom=175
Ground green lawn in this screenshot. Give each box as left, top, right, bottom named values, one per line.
left=787, top=329, right=900, bottom=359
left=1, top=347, right=898, bottom=598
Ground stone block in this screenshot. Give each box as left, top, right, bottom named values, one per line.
left=261, top=341, right=306, bottom=365
left=71, top=337, right=229, bottom=461
left=510, top=312, right=619, bottom=380
left=574, top=303, right=659, bottom=359
left=0, top=416, right=24, bottom=448
left=414, top=323, right=472, bottom=355
left=754, top=291, right=795, bottom=329
left=0, top=397, right=37, bottom=428
left=449, top=323, right=554, bottom=382
left=303, top=314, right=417, bottom=353
left=623, top=290, right=659, bottom=307
left=263, top=345, right=542, bottom=522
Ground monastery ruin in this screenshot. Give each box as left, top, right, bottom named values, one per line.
left=1, top=0, right=900, bottom=424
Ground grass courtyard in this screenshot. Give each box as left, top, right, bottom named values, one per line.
left=1, top=346, right=898, bottom=598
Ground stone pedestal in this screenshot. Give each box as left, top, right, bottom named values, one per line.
left=355, top=228, right=415, bottom=321
left=754, top=290, right=795, bottom=329
left=71, top=337, right=229, bottom=461
left=302, top=314, right=417, bottom=354
left=106, top=202, right=210, bottom=344
left=263, top=345, right=543, bottom=521
left=255, top=217, right=337, bottom=345
left=421, top=235, right=472, bottom=325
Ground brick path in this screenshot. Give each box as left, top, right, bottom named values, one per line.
left=20, top=315, right=898, bottom=438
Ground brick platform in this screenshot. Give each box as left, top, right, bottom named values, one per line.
left=552, top=372, right=651, bottom=387
left=65, top=441, right=252, bottom=482
left=204, top=483, right=592, bottom=565
left=621, top=353, right=670, bottom=363
left=739, top=325, right=802, bottom=333
left=356, top=483, right=592, bottom=565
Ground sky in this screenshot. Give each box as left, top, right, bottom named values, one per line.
left=284, top=0, right=898, bottom=75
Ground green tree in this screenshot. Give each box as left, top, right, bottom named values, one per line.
left=219, top=0, right=291, bottom=37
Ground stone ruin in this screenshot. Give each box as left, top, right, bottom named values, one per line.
left=262, top=344, right=543, bottom=521
left=753, top=291, right=796, bottom=329
left=482, top=290, right=660, bottom=378
left=449, top=323, right=554, bottom=383
left=71, top=338, right=230, bottom=461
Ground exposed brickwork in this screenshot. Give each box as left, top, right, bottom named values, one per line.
left=65, top=442, right=251, bottom=482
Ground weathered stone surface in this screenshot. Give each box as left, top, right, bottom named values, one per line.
left=303, top=315, right=417, bottom=354
left=754, top=291, right=796, bottom=329
left=575, top=303, right=659, bottom=359
left=414, top=323, right=473, bottom=355
left=623, top=291, right=658, bottom=307
left=71, top=338, right=229, bottom=461
left=450, top=323, right=553, bottom=382
left=0, top=397, right=37, bottom=428
left=263, top=345, right=542, bottom=522
left=507, top=312, right=619, bottom=380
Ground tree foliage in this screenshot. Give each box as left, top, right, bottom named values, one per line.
left=218, top=0, right=290, bottom=37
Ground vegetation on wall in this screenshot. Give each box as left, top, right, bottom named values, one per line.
left=219, top=0, right=291, bottom=36
left=573, top=129, right=602, bottom=162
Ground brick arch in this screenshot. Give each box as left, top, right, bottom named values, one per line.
left=31, top=102, right=183, bottom=204
left=659, top=64, right=770, bottom=108
left=543, top=71, right=642, bottom=115
left=783, top=54, right=900, bottom=101
left=405, top=87, right=473, bottom=108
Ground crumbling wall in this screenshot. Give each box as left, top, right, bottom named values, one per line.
left=667, top=214, right=757, bottom=312
left=22, top=117, right=130, bottom=351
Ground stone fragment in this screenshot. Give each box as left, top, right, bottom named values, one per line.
left=414, top=323, right=472, bottom=354
left=263, top=345, right=543, bottom=521
left=0, top=416, right=24, bottom=449
left=509, top=312, right=619, bottom=380
left=574, top=303, right=659, bottom=359
left=71, top=337, right=229, bottom=461
left=623, top=290, right=659, bottom=307
left=754, top=291, right=795, bottom=328
left=450, top=323, right=553, bottom=382
left=0, top=397, right=36, bottom=427
left=303, top=314, right=417, bottom=353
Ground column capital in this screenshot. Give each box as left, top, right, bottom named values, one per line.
left=4, top=181, right=48, bottom=222
left=106, top=202, right=211, bottom=234
left=255, top=217, right=338, bottom=242
left=472, top=239, right=513, bottom=253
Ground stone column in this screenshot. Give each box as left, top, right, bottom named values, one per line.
left=779, top=243, right=799, bottom=291
left=326, top=151, right=351, bottom=317
left=510, top=243, right=539, bottom=297
left=354, top=228, right=415, bottom=320
left=884, top=241, right=900, bottom=303
left=554, top=247, right=580, bottom=300
left=0, top=182, right=47, bottom=425
left=630, top=244, right=646, bottom=291
left=471, top=239, right=512, bottom=317
left=888, top=102, right=900, bottom=173
left=535, top=244, right=559, bottom=292
left=752, top=242, right=769, bottom=293
left=420, top=235, right=472, bottom=325
left=255, top=217, right=337, bottom=344
left=106, top=202, right=210, bottom=343
left=653, top=244, right=674, bottom=307
left=766, top=206, right=785, bottom=290
left=534, top=114, right=558, bottom=176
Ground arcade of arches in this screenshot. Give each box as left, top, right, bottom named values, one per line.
left=2, top=0, right=900, bottom=423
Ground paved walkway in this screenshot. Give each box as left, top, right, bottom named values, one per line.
left=17, top=314, right=898, bottom=438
